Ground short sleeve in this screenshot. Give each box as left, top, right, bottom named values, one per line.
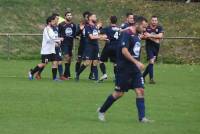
left=120, top=32, right=130, bottom=49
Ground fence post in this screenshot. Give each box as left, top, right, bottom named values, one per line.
left=7, top=34, right=10, bottom=60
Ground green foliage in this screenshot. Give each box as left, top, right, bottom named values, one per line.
left=0, top=0, right=200, bottom=63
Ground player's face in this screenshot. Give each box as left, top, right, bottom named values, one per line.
left=90, top=14, right=97, bottom=24
left=137, top=20, right=148, bottom=33
left=50, top=19, right=57, bottom=26
left=127, top=15, right=134, bottom=24
left=84, top=14, right=89, bottom=21
left=151, top=17, right=158, bottom=27
left=65, top=13, right=72, bottom=21
left=55, top=16, right=59, bottom=25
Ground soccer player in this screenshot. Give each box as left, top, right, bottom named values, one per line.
left=58, top=11, right=76, bottom=79
left=28, top=15, right=63, bottom=80
left=97, top=16, right=153, bottom=123
left=75, top=11, right=91, bottom=77
left=120, top=12, right=135, bottom=30
left=99, top=16, right=120, bottom=81
left=142, top=16, right=164, bottom=84
left=75, top=13, right=105, bottom=81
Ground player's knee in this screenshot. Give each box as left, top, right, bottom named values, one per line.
left=64, top=55, right=71, bottom=63
left=38, top=63, right=45, bottom=67
left=135, top=88, right=144, bottom=97
left=93, top=60, right=99, bottom=66
left=112, top=91, right=124, bottom=99
left=83, top=60, right=91, bottom=66
left=52, top=61, right=58, bottom=68
left=149, top=59, right=155, bottom=64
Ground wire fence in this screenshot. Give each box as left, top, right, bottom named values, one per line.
left=0, top=33, right=200, bottom=63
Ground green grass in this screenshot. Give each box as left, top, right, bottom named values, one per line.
left=0, top=59, right=200, bottom=134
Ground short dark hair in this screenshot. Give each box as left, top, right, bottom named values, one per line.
left=52, top=13, right=60, bottom=17
left=83, top=11, right=90, bottom=18
left=87, top=12, right=94, bottom=19
left=151, top=15, right=158, bottom=18
left=126, top=12, right=134, bottom=17
left=134, top=16, right=148, bottom=24
left=110, top=16, right=117, bottom=24
left=64, top=11, right=71, bottom=16
left=46, top=15, right=56, bottom=24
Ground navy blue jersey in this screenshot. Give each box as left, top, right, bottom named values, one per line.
left=58, top=22, right=76, bottom=44
left=101, top=25, right=120, bottom=46
left=117, top=30, right=142, bottom=72
left=85, top=24, right=99, bottom=46
left=76, top=23, right=87, bottom=46
left=145, top=25, right=164, bottom=48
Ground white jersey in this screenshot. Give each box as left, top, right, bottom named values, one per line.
left=40, top=25, right=60, bottom=55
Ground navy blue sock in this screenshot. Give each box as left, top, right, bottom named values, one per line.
left=52, top=68, right=57, bottom=80
left=58, top=64, right=63, bottom=77
left=114, top=65, right=117, bottom=79
left=143, top=64, right=149, bottom=78
left=64, top=63, right=70, bottom=77
left=75, top=62, right=81, bottom=73
left=149, top=64, right=154, bottom=80
left=77, top=64, right=87, bottom=76
left=92, top=66, right=98, bottom=80
left=136, top=98, right=145, bottom=121
left=100, top=94, right=117, bottom=113
left=31, top=65, right=40, bottom=75
left=100, top=63, right=106, bottom=75
left=89, top=65, right=94, bottom=78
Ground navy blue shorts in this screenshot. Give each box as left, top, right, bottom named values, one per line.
left=77, top=44, right=85, bottom=60
left=115, top=68, right=144, bottom=92
left=146, top=46, right=160, bottom=60
left=100, top=45, right=117, bottom=63
left=83, top=45, right=99, bottom=60
left=61, top=43, right=73, bottom=56
left=55, top=47, right=62, bottom=61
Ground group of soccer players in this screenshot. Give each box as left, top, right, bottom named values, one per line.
left=28, top=10, right=163, bottom=123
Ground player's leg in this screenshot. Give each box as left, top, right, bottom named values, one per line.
left=63, top=54, right=71, bottom=78
left=75, top=56, right=82, bottom=75
left=88, top=61, right=95, bottom=80
left=99, top=47, right=108, bottom=81
left=75, top=59, right=91, bottom=81
left=148, top=57, right=156, bottom=84
left=29, top=55, right=48, bottom=80
left=52, top=60, right=58, bottom=80
left=143, top=49, right=154, bottom=82
left=92, top=60, right=99, bottom=81
left=98, top=90, right=124, bottom=121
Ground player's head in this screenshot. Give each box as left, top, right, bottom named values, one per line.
left=83, top=11, right=90, bottom=21
left=65, top=11, right=72, bottom=22
left=110, top=16, right=117, bottom=24
left=126, top=12, right=134, bottom=25
left=52, top=13, right=60, bottom=25
left=46, top=15, right=57, bottom=26
left=88, top=13, right=97, bottom=24
left=151, top=16, right=158, bottom=27
left=134, top=16, right=148, bottom=33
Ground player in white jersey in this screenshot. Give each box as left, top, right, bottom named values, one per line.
left=28, top=15, right=63, bottom=80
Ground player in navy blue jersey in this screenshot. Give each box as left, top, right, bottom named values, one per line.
left=120, top=12, right=135, bottom=31
left=97, top=16, right=153, bottom=123
left=75, top=13, right=106, bottom=82
left=99, top=16, right=120, bottom=82
left=142, top=16, right=164, bottom=84
left=58, top=11, right=76, bottom=79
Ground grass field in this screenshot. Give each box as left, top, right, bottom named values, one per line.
left=0, top=59, right=200, bottom=134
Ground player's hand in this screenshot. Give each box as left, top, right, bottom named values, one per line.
left=135, top=61, right=145, bottom=71
left=60, top=37, right=64, bottom=41
left=144, top=32, right=152, bottom=38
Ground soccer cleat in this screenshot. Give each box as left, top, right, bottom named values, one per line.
left=60, top=75, right=69, bottom=80
left=140, top=117, right=154, bottom=123
left=99, top=74, right=108, bottom=82
left=149, top=79, right=156, bottom=84
left=53, top=78, right=63, bottom=82
left=35, top=73, right=41, bottom=80
left=97, top=107, right=105, bottom=122
left=28, top=70, right=33, bottom=80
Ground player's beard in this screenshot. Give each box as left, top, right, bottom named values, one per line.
left=92, top=20, right=97, bottom=24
